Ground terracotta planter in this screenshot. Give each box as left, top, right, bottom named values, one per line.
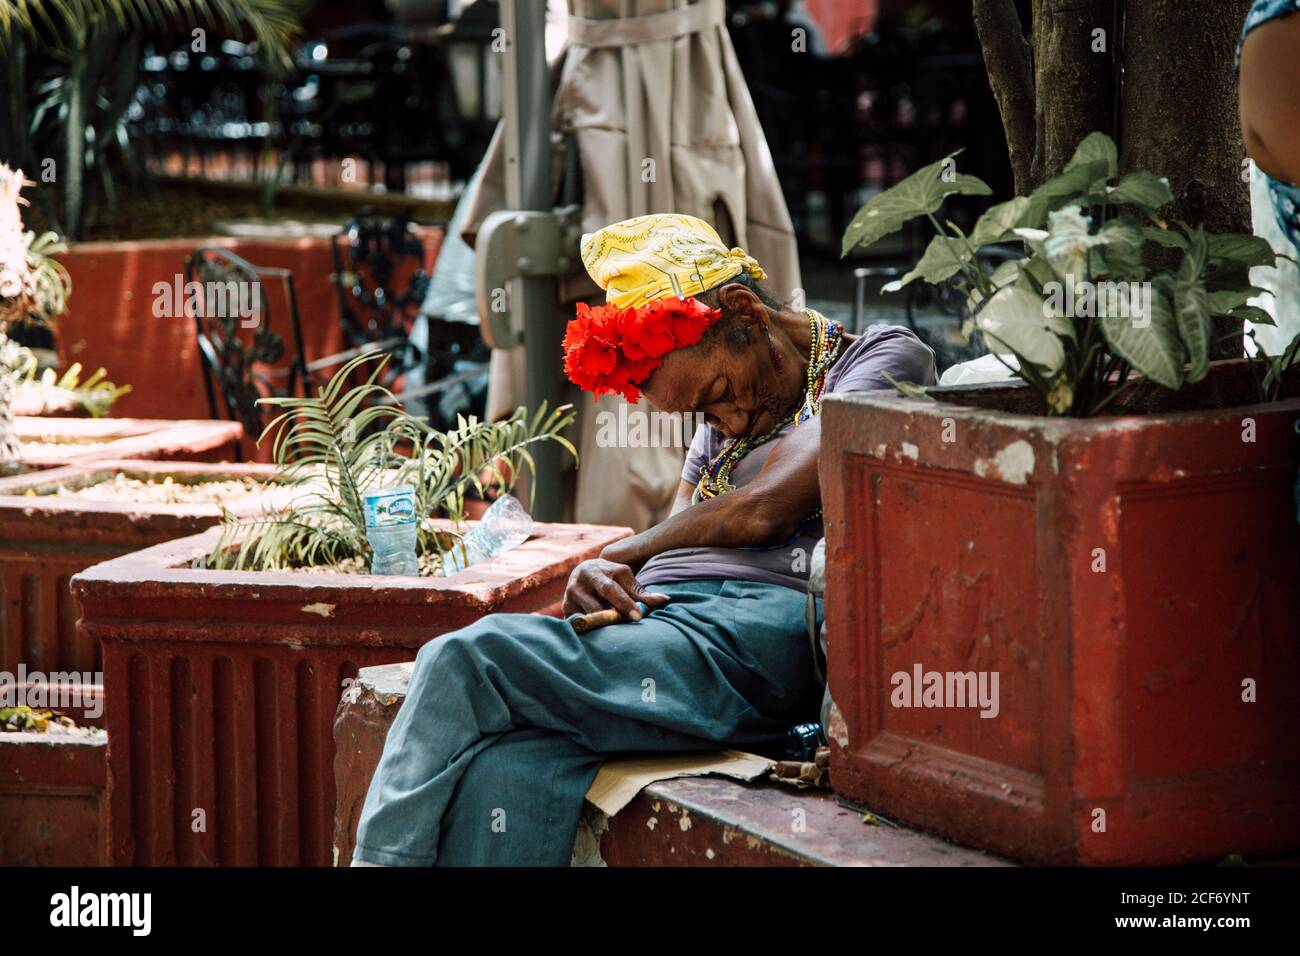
left=333, top=661, right=410, bottom=866
left=0, top=459, right=283, bottom=675
left=12, top=416, right=243, bottom=468
left=71, top=520, right=631, bottom=866
left=0, top=684, right=107, bottom=866
left=820, top=360, right=1300, bottom=865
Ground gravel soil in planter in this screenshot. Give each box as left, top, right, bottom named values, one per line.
left=820, top=359, right=1300, bottom=865
left=0, top=459, right=286, bottom=675
left=71, top=519, right=631, bottom=866
left=11, top=416, right=243, bottom=468
left=0, top=683, right=106, bottom=866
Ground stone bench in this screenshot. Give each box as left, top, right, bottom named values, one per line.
left=332, top=662, right=1011, bottom=867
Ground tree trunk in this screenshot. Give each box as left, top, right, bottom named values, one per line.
left=1030, top=0, right=1117, bottom=184
left=974, top=0, right=1117, bottom=192
left=1119, top=0, right=1252, bottom=232
left=1121, top=0, right=1253, bottom=358
left=976, top=0, right=1253, bottom=357
left=973, top=0, right=1038, bottom=194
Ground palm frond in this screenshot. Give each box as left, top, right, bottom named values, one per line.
left=206, top=352, right=577, bottom=574
left=1, top=1, right=303, bottom=68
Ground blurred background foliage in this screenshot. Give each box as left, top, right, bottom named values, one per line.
left=0, top=0, right=308, bottom=239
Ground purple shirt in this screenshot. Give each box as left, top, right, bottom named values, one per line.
left=637, top=324, right=938, bottom=592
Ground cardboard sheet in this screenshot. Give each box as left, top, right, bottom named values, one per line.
left=584, top=749, right=775, bottom=817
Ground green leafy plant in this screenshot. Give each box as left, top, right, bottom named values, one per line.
left=844, top=132, right=1298, bottom=415
left=0, top=702, right=84, bottom=732
left=207, top=351, right=576, bottom=573
left=1261, top=334, right=1300, bottom=401
left=1, top=1, right=305, bottom=238
left=12, top=349, right=131, bottom=416
left=1, top=703, right=55, bottom=732
left=1, top=163, right=71, bottom=455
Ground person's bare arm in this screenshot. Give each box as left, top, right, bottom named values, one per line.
left=668, top=478, right=695, bottom=516
left=601, top=417, right=823, bottom=571
left=561, top=421, right=821, bottom=617
left=1240, top=15, right=1300, bottom=184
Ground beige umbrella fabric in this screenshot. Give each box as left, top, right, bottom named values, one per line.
left=464, top=0, right=801, bottom=530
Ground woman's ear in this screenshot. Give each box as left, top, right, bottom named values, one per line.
left=716, top=283, right=764, bottom=330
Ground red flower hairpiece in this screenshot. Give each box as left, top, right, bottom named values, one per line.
left=562, top=296, right=722, bottom=402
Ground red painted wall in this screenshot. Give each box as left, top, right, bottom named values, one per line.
left=55, top=231, right=442, bottom=461
left=805, top=0, right=878, bottom=52
left=56, top=238, right=342, bottom=458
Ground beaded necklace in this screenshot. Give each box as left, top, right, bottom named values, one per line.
left=693, top=309, right=843, bottom=531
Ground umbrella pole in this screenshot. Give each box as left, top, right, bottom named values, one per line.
left=500, top=0, right=563, bottom=521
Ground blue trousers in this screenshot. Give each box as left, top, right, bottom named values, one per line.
left=353, top=579, right=821, bottom=866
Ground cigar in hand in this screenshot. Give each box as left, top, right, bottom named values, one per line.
left=572, top=601, right=649, bottom=634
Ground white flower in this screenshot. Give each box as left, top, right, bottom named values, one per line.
left=0, top=165, right=37, bottom=312
left=0, top=269, right=24, bottom=299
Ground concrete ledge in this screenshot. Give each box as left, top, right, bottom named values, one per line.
left=334, top=661, right=1014, bottom=868
left=13, top=416, right=243, bottom=467
left=592, top=776, right=1011, bottom=867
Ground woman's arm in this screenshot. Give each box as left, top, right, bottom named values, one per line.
left=562, top=420, right=821, bottom=616
left=601, top=417, right=823, bottom=571
left=1240, top=14, right=1300, bottom=184
left=668, top=478, right=696, bottom=517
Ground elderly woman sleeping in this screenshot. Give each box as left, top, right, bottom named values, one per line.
left=352, top=213, right=936, bottom=866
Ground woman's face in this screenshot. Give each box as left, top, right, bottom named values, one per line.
left=640, top=291, right=798, bottom=439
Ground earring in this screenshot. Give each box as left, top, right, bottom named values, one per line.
left=764, top=326, right=784, bottom=373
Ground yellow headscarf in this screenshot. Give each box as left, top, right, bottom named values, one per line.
left=580, top=213, right=767, bottom=310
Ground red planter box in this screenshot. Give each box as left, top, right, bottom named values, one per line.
left=820, top=362, right=1300, bottom=865
left=12, top=416, right=243, bottom=468
left=0, top=684, right=107, bottom=866
left=72, top=521, right=631, bottom=866
left=0, top=460, right=282, bottom=675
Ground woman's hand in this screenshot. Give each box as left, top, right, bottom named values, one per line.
left=562, top=558, right=671, bottom=620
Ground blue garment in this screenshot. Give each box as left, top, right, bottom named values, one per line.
left=353, top=579, right=821, bottom=866
left=1265, top=177, right=1300, bottom=253
left=1241, top=0, right=1300, bottom=52
left=1241, top=1, right=1300, bottom=530
left=1240, top=1, right=1300, bottom=250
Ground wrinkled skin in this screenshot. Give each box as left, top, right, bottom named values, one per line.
left=562, top=283, right=846, bottom=619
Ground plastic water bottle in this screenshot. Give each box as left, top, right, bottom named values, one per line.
left=363, top=486, right=419, bottom=576
left=442, top=493, right=534, bottom=575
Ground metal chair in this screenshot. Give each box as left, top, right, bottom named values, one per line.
left=328, top=207, right=433, bottom=389
left=185, top=246, right=310, bottom=452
